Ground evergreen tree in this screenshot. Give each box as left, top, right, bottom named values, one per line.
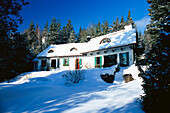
left=76, top=26, right=82, bottom=43
left=126, top=11, right=136, bottom=28
left=68, top=30, right=76, bottom=43
left=61, top=26, right=67, bottom=44
left=88, top=24, right=96, bottom=39
left=35, top=24, right=42, bottom=54
left=42, top=21, right=49, bottom=49
left=138, top=0, right=170, bottom=112
left=96, top=21, right=102, bottom=36
left=27, top=20, right=36, bottom=53
left=0, top=0, right=31, bottom=82
left=66, top=19, right=74, bottom=43
left=119, top=15, right=125, bottom=30
left=112, top=17, right=120, bottom=32
left=49, top=17, right=61, bottom=44
left=102, top=20, right=110, bottom=35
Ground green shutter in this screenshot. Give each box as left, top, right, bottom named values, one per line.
left=79, top=59, right=82, bottom=69
left=67, top=58, right=69, bottom=66
left=119, top=53, right=122, bottom=66
left=63, top=58, right=65, bottom=66
left=100, top=56, right=102, bottom=68
left=95, top=57, right=96, bottom=67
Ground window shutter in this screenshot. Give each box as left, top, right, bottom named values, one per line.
left=100, top=56, right=102, bottom=68
left=63, top=58, right=65, bottom=66
left=79, top=59, right=82, bottom=69
left=68, top=58, right=69, bottom=66
left=95, top=57, right=96, bottom=67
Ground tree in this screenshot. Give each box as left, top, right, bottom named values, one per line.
left=48, top=17, right=61, bottom=44
left=68, top=30, right=76, bottom=43
left=0, top=0, right=29, bottom=36
left=126, top=11, right=136, bottom=28
left=112, top=17, right=120, bottom=32
left=0, top=0, right=30, bottom=82
left=119, top=15, right=125, bottom=30
left=138, top=0, right=170, bottom=112
left=102, top=20, right=110, bottom=35
left=66, top=19, right=74, bottom=43
left=42, top=21, right=49, bottom=49
left=96, top=21, right=102, bottom=36
left=27, top=20, right=36, bottom=51
left=88, top=24, right=96, bottom=39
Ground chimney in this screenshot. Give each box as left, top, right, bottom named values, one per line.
left=86, top=36, right=91, bottom=41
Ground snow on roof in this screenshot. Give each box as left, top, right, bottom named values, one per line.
left=37, top=25, right=136, bottom=58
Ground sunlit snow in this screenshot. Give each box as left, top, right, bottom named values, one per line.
left=0, top=64, right=144, bottom=113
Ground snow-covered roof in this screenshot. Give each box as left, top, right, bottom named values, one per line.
left=37, top=25, right=136, bottom=58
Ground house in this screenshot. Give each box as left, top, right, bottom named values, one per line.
left=34, top=25, right=137, bottom=71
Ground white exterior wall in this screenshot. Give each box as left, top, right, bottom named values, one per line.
left=37, top=46, right=134, bottom=71
left=82, top=46, right=134, bottom=68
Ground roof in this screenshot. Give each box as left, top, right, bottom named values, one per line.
left=37, top=25, right=136, bottom=58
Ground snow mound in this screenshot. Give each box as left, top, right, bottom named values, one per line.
left=123, top=64, right=140, bottom=80
left=0, top=65, right=144, bottom=113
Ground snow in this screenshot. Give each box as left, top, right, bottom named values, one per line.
left=37, top=25, right=136, bottom=57
left=0, top=65, right=144, bottom=113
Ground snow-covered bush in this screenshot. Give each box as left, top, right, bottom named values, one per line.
left=62, top=70, right=85, bottom=85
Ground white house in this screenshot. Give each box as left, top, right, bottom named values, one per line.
left=34, top=25, right=137, bottom=71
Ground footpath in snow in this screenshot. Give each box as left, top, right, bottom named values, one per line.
left=0, top=64, right=144, bottom=113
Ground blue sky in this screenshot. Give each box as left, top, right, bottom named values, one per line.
left=18, top=0, right=150, bottom=33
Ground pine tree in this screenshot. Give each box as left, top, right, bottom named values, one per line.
left=68, top=30, right=76, bottom=43
left=96, top=21, right=102, bottom=36
left=112, top=17, right=120, bottom=32
left=76, top=26, right=82, bottom=42
left=138, top=0, right=170, bottom=112
left=65, top=19, right=74, bottom=43
left=35, top=24, right=42, bottom=54
left=61, top=26, right=67, bottom=44
left=27, top=20, right=36, bottom=52
left=88, top=24, right=96, bottom=39
left=0, top=0, right=31, bottom=82
left=42, top=21, right=49, bottom=49
left=126, top=11, right=136, bottom=28
left=102, top=20, right=110, bottom=35
left=119, top=15, right=125, bottom=30
left=49, top=17, right=61, bottom=44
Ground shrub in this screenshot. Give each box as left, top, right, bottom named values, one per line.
left=62, top=70, right=85, bottom=85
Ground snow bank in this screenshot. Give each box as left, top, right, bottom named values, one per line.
left=123, top=64, right=140, bottom=80
left=0, top=65, right=144, bottom=113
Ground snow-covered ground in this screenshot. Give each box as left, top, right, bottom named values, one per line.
left=0, top=65, right=144, bottom=113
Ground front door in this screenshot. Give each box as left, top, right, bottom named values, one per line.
left=75, top=58, right=82, bottom=69
left=75, top=59, right=79, bottom=69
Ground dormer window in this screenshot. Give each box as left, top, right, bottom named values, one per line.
left=48, top=49, right=54, bottom=53
left=70, top=47, right=77, bottom=51
left=99, top=38, right=111, bottom=44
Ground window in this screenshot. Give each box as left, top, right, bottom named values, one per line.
left=96, top=57, right=100, bottom=65
left=119, top=52, right=129, bottom=66
left=51, top=59, right=56, bottom=68
left=41, top=59, right=47, bottom=67
left=104, top=54, right=117, bottom=67
left=63, top=58, right=69, bottom=66
left=99, top=38, right=111, bottom=44
left=48, top=49, right=54, bottom=53
left=70, top=47, right=77, bottom=51
left=95, top=56, right=102, bottom=68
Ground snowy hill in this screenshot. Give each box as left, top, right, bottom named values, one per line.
left=0, top=65, right=144, bottom=113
